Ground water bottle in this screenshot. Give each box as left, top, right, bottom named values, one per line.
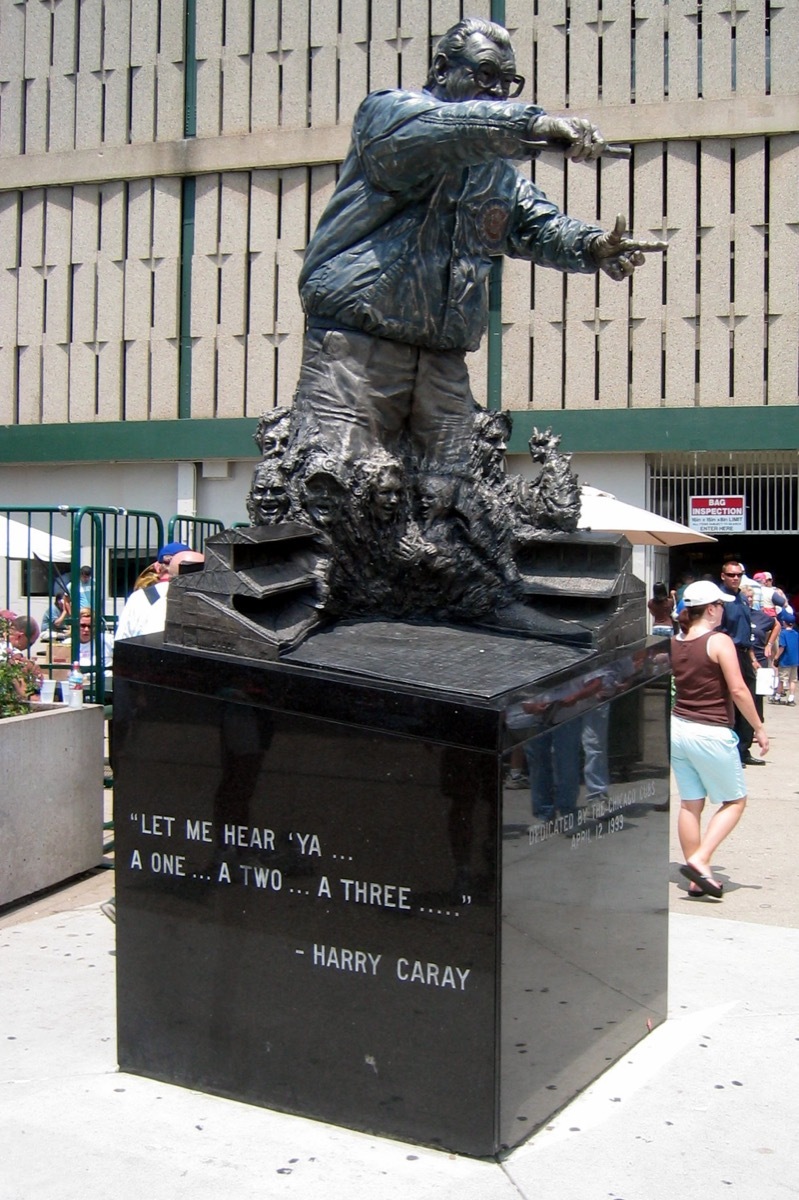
left=67, top=661, right=84, bottom=707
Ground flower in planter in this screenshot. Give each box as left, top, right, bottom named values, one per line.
left=1, top=616, right=45, bottom=718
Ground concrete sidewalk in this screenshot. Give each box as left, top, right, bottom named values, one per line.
left=2, top=703, right=797, bottom=1199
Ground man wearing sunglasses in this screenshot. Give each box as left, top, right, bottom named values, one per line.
left=286, top=16, right=666, bottom=476
left=718, top=557, right=764, bottom=766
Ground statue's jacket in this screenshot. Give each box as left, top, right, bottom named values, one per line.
left=299, top=89, right=604, bottom=353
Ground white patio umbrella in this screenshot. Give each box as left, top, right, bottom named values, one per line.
left=578, top=486, right=716, bottom=546
left=0, top=514, right=73, bottom=561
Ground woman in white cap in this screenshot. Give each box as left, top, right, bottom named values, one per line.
left=671, top=580, right=770, bottom=898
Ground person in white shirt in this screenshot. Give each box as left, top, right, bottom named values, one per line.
left=114, top=551, right=205, bottom=641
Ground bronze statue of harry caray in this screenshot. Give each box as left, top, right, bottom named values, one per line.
left=169, top=18, right=666, bottom=654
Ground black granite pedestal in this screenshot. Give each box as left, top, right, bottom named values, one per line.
left=112, top=623, right=670, bottom=1157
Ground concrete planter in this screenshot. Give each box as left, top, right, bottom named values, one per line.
left=0, top=703, right=104, bottom=907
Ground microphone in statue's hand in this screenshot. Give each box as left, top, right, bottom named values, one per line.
left=591, top=214, right=668, bottom=281
left=528, top=115, right=607, bottom=161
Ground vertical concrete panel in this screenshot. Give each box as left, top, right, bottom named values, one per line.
left=245, top=336, right=276, bottom=416
left=629, top=147, right=664, bottom=408
left=249, top=171, right=279, bottom=255
left=159, top=0, right=186, bottom=63
left=248, top=250, right=276, bottom=334
left=732, top=139, right=766, bottom=321
left=156, top=62, right=186, bottom=140
left=24, top=77, right=49, bottom=155
left=766, top=136, right=799, bottom=406
left=44, top=189, right=72, bottom=267
left=664, top=143, right=697, bottom=320
left=97, top=342, right=123, bottom=420
left=130, top=64, right=156, bottom=143
left=215, top=334, right=247, bottom=416
left=219, top=254, right=247, bottom=336
left=152, top=258, right=179, bottom=338
left=770, top=2, right=799, bottom=96
left=104, top=0, right=131, bottom=70
left=275, top=333, right=303, bottom=408
left=0, top=191, right=20, bottom=269
left=598, top=0, right=632, bottom=106
left=532, top=5, right=568, bottom=109
left=701, top=1, right=733, bottom=102
left=501, top=323, right=532, bottom=409
left=0, top=0, right=25, bottom=80
left=48, top=74, right=77, bottom=152
left=44, top=264, right=71, bottom=346
left=667, top=0, right=699, bottom=102
left=20, top=190, right=45, bottom=266
left=569, top=0, right=600, bottom=108
left=42, top=342, right=70, bottom=423
left=225, top=0, right=253, bottom=56
left=124, top=259, right=152, bottom=339
left=563, top=317, right=596, bottom=409
left=0, top=264, right=18, bottom=341
left=0, top=80, right=24, bottom=156
left=564, top=163, right=598, bottom=323
left=280, top=9, right=310, bottom=130
left=190, top=337, right=216, bottom=418
left=100, top=182, right=126, bottom=262
left=733, top=6, right=765, bottom=96
left=17, top=344, right=42, bottom=423
left=630, top=316, right=662, bottom=408
left=51, top=0, right=79, bottom=71
left=123, top=339, right=150, bottom=421
left=130, top=0, right=160, bottom=66
left=103, top=69, right=130, bottom=146
left=191, top=256, right=218, bottom=337
left=74, top=73, right=103, bottom=149
left=16, top=265, right=45, bottom=346
left=697, top=140, right=731, bottom=406
left=70, top=261, right=97, bottom=342
left=222, top=53, right=252, bottom=135
left=400, top=23, right=431, bottom=91
left=96, top=259, right=124, bottom=342
left=0, top=345, right=15, bottom=423
left=219, top=173, right=250, bottom=255
left=195, top=58, right=222, bottom=139
left=196, top=0, right=224, bottom=58
left=152, top=179, right=182, bottom=260
left=531, top=305, right=564, bottom=408
left=23, top=0, right=51, bottom=76
left=309, top=45, right=338, bottom=125
left=632, top=0, right=665, bottom=104
left=664, top=316, right=697, bottom=406
left=250, top=52, right=280, bottom=132
left=71, top=186, right=100, bottom=264
left=78, top=0, right=103, bottom=72
left=308, top=164, right=337, bottom=240
left=193, top=175, right=220, bottom=256
left=69, top=342, right=98, bottom=421
left=149, top=337, right=179, bottom=418
left=127, top=180, right=153, bottom=258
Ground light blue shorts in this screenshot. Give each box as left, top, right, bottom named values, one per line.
left=671, top=715, right=746, bottom=804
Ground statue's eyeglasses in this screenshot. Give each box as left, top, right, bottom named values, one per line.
left=451, top=59, right=525, bottom=98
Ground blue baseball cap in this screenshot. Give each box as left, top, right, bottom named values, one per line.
left=157, top=541, right=191, bottom=562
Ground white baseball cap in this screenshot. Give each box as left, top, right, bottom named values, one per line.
left=682, top=581, right=735, bottom=607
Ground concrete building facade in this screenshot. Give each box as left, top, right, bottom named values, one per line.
left=1, top=0, right=797, bottom=593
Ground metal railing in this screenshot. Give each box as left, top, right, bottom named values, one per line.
left=1, top=505, right=225, bottom=705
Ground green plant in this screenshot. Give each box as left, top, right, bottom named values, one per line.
left=1, top=617, right=44, bottom=718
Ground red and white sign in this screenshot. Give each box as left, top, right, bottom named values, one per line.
left=688, top=495, right=746, bottom=533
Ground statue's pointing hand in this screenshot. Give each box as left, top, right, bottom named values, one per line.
left=591, top=214, right=667, bottom=281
